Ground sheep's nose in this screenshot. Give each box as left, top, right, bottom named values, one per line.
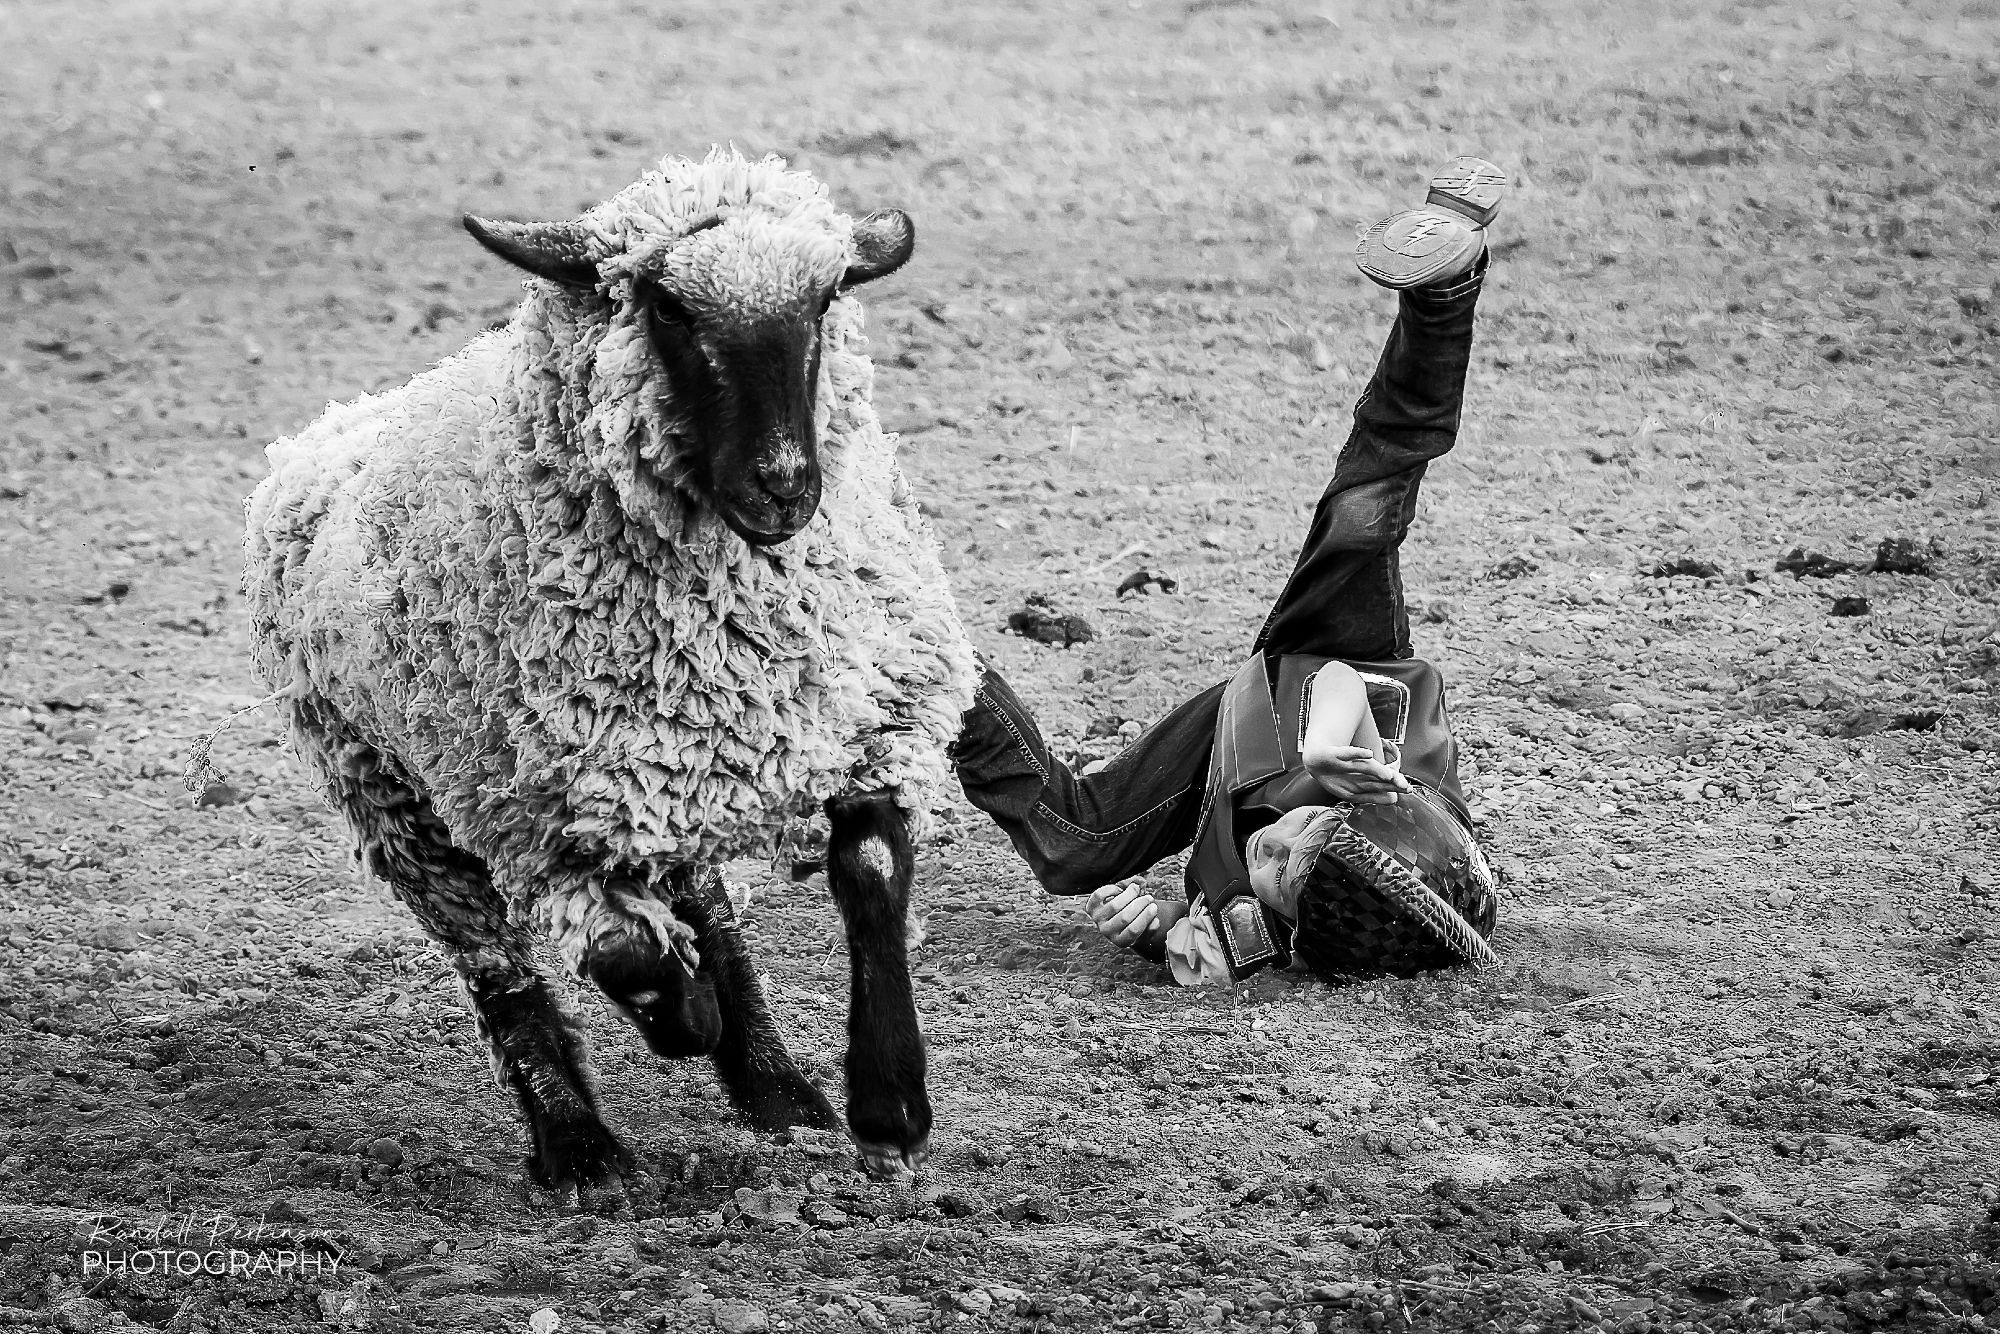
left=757, top=455, right=811, bottom=502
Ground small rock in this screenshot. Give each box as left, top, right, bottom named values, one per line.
left=713, top=1301, right=769, bottom=1334
left=51, top=1296, right=115, bottom=1333
left=799, top=1199, right=850, bottom=1228
left=85, top=922, right=141, bottom=953
left=734, top=1187, right=803, bottom=1227
left=1485, top=554, right=1538, bottom=580
left=1830, top=595, right=1870, bottom=617
left=364, top=1137, right=403, bottom=1168
left=997, top=1192, right=1068, bottom=1224
left=1833, top=708, right=1890, bottom=739
left=195, top=781, right=245, bottom=808
left=1607, top=702, right=1646, bottom=722
left=1644, top=556, right=1721, bottom=579
left=265, top=1198, right=312, bottom=1226
left=986, top=1285, right=1030, bottom=1309
left=935, top=1189, right=984, bottom=1218
left=951, top=1289, right=994, bottom=1317
left=1198, top=529, right=1229, bottom=549
left=1768, top=887, right=1796, bottom=909
left=74, top=580, right=134, bottom=605
left=528, top=1311, right=561, bottom=1334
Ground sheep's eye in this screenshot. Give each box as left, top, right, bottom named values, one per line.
left=650, top=288, right=696, bottom=328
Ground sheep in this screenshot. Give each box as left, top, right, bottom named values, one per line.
left=242, top=148, right=979, bottom=1198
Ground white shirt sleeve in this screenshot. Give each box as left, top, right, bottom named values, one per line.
left=1163, top=910, right=1231, bottom=987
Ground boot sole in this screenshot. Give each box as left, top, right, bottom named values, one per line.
left=1426, top=156, right=1508, bottom=227
left=1354, top=209, right=1484, bottom=289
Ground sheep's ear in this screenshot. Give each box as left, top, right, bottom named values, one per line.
left=843, top=210, right=915, bottom=287
left=463, top=214, right=599, bottom=289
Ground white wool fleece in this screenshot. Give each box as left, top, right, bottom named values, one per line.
left=243, top=150, right=979, bottom=934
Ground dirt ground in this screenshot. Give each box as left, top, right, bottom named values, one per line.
left=2, top=0, right=1998, bottom=1330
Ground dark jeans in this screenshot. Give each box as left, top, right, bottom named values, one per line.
left=950, top=257, right=1486, bottom=896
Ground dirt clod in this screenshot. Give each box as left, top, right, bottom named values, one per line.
left=1115, top=567, right=1178, bottom=597
left=1777, top=547, right=1859, bottom=578
left=1005, top=594, right=1095, bottom=646
left=1872, top=535, right=1934, bottom=575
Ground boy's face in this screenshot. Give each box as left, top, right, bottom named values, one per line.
left=1245, top=805, right=1332, bottom=917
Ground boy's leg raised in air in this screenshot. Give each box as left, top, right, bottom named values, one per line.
left=1254, top=159, right=1499, bottom=663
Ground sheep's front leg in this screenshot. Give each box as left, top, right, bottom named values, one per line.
left=672, top=869, right=840, bottom=1133
left=824, top=791, right=930, bottom=1177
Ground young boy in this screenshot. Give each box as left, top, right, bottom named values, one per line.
left=949, top=158, right=1507, bottom=985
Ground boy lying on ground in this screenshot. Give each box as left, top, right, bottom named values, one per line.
left=950, top=158, right=1509, bottom=985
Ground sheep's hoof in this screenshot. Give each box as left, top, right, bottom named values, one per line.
left=736, top=1066, right=841, bottom=1134
left=573, top=1172, right=638, bottom=1218
left=550, top=1169, right=636, bottom=1216
left=855, top=1135, right=929, bottom=1181
left=528, top=1119, right=636, bottom=1207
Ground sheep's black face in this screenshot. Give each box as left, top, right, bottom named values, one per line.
left=464, top=204, right=917, bottom=549
left=645, top=291, right=828, bottom=548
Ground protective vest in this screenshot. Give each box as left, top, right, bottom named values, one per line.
left=1183, top=653, right=1489, bottom=979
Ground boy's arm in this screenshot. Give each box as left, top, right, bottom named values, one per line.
left=1300, top=662, right=1410, bottom=805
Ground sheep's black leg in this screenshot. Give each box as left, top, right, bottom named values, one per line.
left=824, top=791, right=930, bottom=1177
left=328, top=739, right=629, bottom=1204
left=456, top=959, right=632, bottom=1201
left=578, top=869, right=837, bottom=1131
left=675, top=869, right=839, bottom=1133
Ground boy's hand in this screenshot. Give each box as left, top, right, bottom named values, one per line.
left=1085, top=884, right=1181, bottom=958
left=1304, top=745, right=1410, bottom=805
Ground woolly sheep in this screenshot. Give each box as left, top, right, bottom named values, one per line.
left=243, top=148, right=978, bottom=1196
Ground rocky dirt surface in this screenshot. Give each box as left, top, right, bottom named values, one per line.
left=2, top=0, right=1998, bottom=1330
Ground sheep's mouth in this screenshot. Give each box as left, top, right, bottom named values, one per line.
left=718, top=502, right=805, bottom=548
left=717, top=492, right=817, bottom=548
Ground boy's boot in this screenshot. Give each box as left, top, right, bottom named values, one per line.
left=1355, top=156, right=1508, bottom=289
